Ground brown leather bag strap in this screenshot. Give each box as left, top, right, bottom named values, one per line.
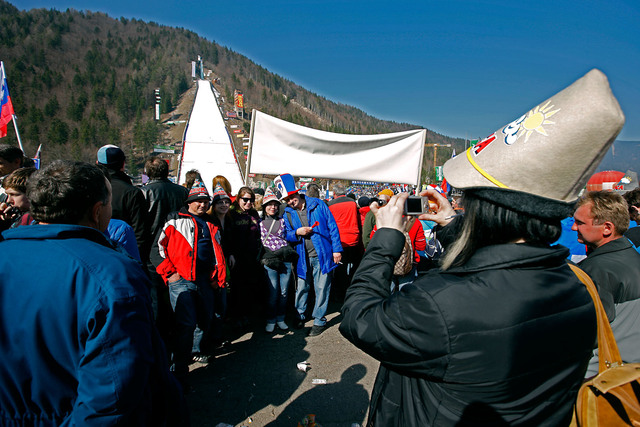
left=568, top=263, right=623, bottom=373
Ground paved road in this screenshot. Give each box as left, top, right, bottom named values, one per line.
left=186, top=301, right=379, bottom=427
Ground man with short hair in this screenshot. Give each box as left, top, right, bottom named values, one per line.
left=0, top=161, right=184, bottom=424
left=328, top=183, right=363, bottom=300
left=572, top=190, right=640, bottom=376
left=306, top=183, right=322, bottom=199
left=0, top=144, right=23, bottom=203
left=276, top=173, right=342, bottom=337
left=141, top=156, right=189, bottom=333
left=97, top=144, right=149, bottom=262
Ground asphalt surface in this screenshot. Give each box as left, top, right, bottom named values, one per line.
left=186, top=300, right=379, bottom=427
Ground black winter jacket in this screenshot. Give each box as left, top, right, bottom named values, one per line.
left=340, top=228, right=596, bottom=426
left=625, top=226, right=640, bottom=246
left=578, top=237, right=640, bottom=376
left=108, top=169, right=149, bottom=260
left=141, top=178, right=188, bottom=267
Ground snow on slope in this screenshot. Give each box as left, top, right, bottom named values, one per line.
left=179, top=80, right=245, bottom=195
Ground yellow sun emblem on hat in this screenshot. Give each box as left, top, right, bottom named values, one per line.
left=521, top=101, right=560, bottom=142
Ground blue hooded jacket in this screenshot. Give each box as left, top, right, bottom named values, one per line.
left=284, top=195, right=343, bottom=279
left=0, top=224, right=183, bottom=425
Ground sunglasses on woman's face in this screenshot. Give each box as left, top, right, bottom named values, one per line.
left=240, top=197, right=254, bottom=203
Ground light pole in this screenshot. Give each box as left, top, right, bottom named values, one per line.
left=424, top=143, right=451, bottom=181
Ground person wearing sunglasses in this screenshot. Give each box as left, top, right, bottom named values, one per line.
left=228, top=186, right=263, bottom=328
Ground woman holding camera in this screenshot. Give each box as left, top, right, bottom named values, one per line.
left=340, top=70, right=622, bottom=426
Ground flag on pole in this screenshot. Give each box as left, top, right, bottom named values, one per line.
left=0, top=62, right=16, bottom=138
left=33, top=144, right=42, bottom=169
left=441, top=177, right=450, bottom=195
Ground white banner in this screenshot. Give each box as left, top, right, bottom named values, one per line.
left=248, top=110, right=426, bottom=185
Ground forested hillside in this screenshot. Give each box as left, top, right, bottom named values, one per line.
left=0, top=1, right=464, bottom=178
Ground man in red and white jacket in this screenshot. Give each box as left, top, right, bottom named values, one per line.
left=156, top=179, right=226, bottom=389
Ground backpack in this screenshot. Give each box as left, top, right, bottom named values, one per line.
left=393, top=218, right=415, bottom=276
left=569, top=264, right=640, bottom=426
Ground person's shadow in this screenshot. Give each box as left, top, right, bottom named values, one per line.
left=186, top=328, right=311, bottom=426
left=265, top=363, right=369, bottom=427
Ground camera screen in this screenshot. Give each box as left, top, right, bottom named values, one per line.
left=405, top=197, right=424, bottom=214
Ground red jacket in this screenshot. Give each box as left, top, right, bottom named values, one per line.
left=156, top=208, right=226, bottom=288
left=358, top=206, right=370, bottom=228
left=371, top=217, right=426, bottom=263
left=327, top=195, right=361, bottom=247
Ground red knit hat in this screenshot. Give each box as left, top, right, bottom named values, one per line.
left=186, top=179, right=210, bottom=203
left=211, top=184, right=230, bottom=204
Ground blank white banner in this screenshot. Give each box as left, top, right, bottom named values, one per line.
left=248, top=110, right=426, bottom=185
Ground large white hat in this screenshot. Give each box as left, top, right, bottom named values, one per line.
left=443, top=69, right=625, bottom=204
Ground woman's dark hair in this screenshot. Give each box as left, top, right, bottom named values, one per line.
left=184, top=169, right=201, bottom=190
left=27, top=161, right=109, bottom=225
left=440, top=191, right=562, bottom=270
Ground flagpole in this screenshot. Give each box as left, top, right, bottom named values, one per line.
left=1, top=61, right=24, bottom=153
left=34, top=143, right=42, bottom=169
left=11, top=115, right=24, bottom=153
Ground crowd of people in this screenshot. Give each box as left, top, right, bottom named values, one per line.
left=0, top=141, right=432, bottom=406
left=0, top=70, right=639, bottom=425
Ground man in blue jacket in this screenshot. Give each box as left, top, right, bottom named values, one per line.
left=276, top=173, right=342, bottom=337
left=0, top=161, right=185, bottom=425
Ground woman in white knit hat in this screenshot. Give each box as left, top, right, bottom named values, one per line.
left=259, top=187, right=297, bottom=332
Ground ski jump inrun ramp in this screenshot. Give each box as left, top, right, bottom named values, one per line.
left=178, top=79, right=245, bottom=195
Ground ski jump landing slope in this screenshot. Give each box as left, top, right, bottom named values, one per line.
left=179, top=80, right=244, bottom=194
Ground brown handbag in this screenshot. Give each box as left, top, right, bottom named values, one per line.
left=569, top=264, right=640, bottom=426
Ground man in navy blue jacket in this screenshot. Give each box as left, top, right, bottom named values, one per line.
left=0, top=161, right=185, bottom=425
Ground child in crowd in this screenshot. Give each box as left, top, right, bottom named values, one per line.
left=0, top=167, right=36, bottom=231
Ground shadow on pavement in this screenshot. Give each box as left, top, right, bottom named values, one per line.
left=265, top=363, right=369, bottom=427
left=184, top=300, right=374, bottom=426
left=187, top=327, right=309, bottom=426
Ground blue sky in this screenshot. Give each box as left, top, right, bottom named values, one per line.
left=18, top=0, right=640, bottom=141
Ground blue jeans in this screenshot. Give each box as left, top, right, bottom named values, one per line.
left=264, top=262, right=292, bottom=323
left=193, top=287, right=226, bottom=351
left=295, top=256, right=332, bottom=326
left=168, top=277, right=214, bottom=381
